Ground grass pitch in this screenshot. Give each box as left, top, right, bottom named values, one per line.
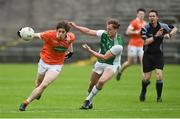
left=0, top=63, right=180, bottom=118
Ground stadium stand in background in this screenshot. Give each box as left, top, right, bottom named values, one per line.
left=0, top=0, right=179, bottom=63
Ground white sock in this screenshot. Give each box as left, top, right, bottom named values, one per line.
left=86, top=86, right=100, bottom=102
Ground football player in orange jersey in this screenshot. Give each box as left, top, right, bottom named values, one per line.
left=116, top=8, right=146, bottom=80
left=18, top=20, right=75, bottom=111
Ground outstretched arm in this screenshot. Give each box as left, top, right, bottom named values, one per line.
left=33, top=33, right=41, bottom=39
left=69, top=22, right=97, bottom=36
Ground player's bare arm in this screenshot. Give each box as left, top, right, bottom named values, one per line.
left=126, top=26, right=140, bottom=35
left=33, top=33, right=41, bottom=39
left=82, top=44, right=113, bottom=60
left=69, top=22, right=97, bottom=36
left=170, top=26, right=178, bottom=36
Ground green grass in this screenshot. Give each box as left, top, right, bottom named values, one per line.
left=0, top=63, right=180, bottom=118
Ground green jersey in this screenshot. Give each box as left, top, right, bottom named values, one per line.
left=96, top=30, right=124, bottom=65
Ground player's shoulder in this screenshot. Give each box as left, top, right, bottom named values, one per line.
left=159, top=22, right=169, bottom=27
left=40, top=30, right=56, bottom=39
left=129, top=19, right=139, bottom=28
left=159, top=22, right=167, bottom=25
left=67, top=32, right=75, bottom=40
left=143, top=23, right=151, bottom=30
left=44, top=30, right=56, bottom=33
left=42, top=30, right=56, bottom=35
left=96, top=30, right=106, bottom=37
left=67, top=32, right=75, bottom=36
left=130, top=19, right=138, bottom=24
left=159, top=22, right=173, bottom=31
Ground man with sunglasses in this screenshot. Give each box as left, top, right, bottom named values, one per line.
left=18, top=20, right=75, bottom=111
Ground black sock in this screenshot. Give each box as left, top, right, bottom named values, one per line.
left=141, top=79, right=150, bottom=92
left=156, top=80, right=163, bottom=98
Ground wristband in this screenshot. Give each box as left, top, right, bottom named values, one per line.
left=65, top=52, right=73, bottom=59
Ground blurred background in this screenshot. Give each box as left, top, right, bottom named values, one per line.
left=0, top=0, right=179, bottom=64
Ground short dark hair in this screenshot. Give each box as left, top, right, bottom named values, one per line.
left=137, top=8, right=146, bottom=13
left=56, top=20, right=71, bottom=32
left=106, top=19, right=120, bottom=29
left=148, top=9, right=159, bottom=16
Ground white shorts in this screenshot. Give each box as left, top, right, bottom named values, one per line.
left=128, top=45, right=144, bottom=57
left=93, top=62, right=119, bottom=75
left=38, top=59, right=63, bottom=75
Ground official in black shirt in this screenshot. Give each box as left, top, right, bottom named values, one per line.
left=140, top=10, right=177, bottom=102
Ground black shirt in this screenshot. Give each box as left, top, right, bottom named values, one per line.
left=141, top=22, right=174, bottom=54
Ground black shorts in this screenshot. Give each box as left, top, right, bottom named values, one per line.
left=143, top=53, right=164, bottom=73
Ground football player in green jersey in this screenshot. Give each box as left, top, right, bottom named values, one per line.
left=69, top=19, right=124, bottom=109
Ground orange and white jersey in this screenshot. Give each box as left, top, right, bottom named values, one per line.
left=39, top=30, right=75, bottom=65
left=128, top=18, right=146, bottom=47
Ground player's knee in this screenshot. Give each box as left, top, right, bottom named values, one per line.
left=156, top=72, right=163, bottom=79
left=39, top=84, right=48, bottom=90
left=98, top=80, right=105, bottom=87
left=129, top=61, right=133, bottom=65
left=35, top=84, right=39, bottom=88
left=156, top=71, right=162, bottom=79
left=35, top=81, right=41, bottom=87
left=128, top=59, right=134, bottom=64
left=143, top=74, right=151, bottom=80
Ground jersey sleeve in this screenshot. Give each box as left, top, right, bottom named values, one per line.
left=160, top=23, right=174, bottom=33
left=168, top=24, right=175, bottom=29
left=129, top=20, right=137, bottom=30
left=67, top=32, right=75, bottom=44
left=96, top=30, right=105, bottom=37
left=39, top=31, right=52, bottom=42
left=110, top=45, right=123, bottom=56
